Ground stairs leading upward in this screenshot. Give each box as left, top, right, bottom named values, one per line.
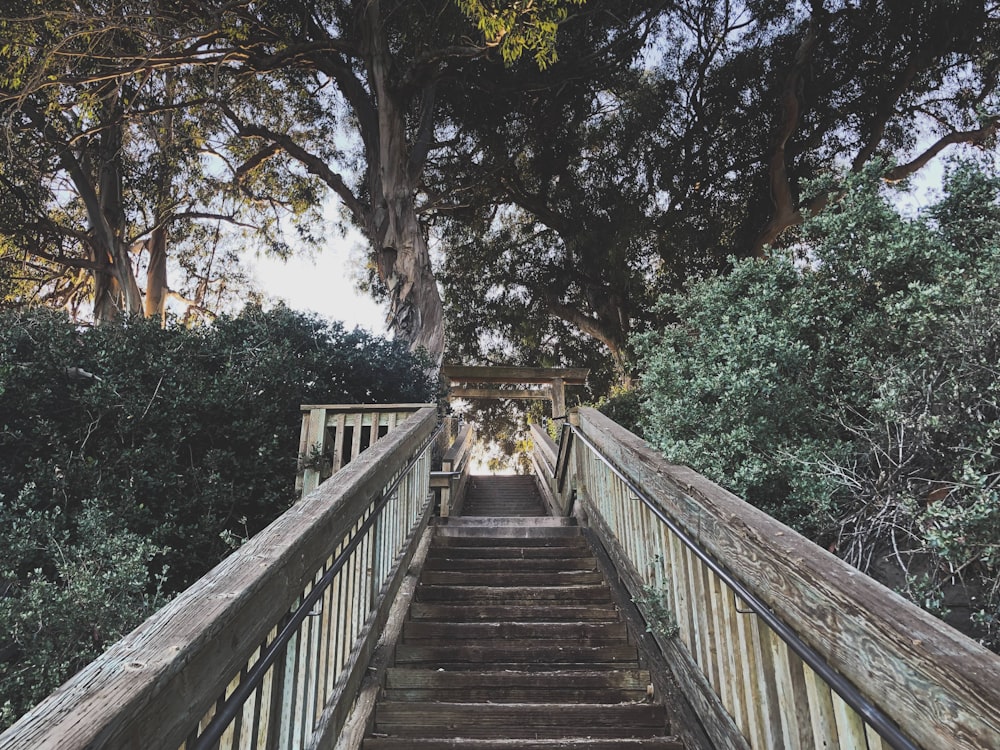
left=461, top=474, right=547, bottom=516
left=361, top=476, right=684, bottom=748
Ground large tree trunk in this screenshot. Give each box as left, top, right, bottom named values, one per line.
left=93, top=94, right=143, bottom=323
left=364, top=1, right=445, bottom=367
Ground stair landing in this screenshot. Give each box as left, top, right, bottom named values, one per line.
left=361, top=476, right=683, bottom=748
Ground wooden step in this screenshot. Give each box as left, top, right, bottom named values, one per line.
left=408, top=603, right=621, bottom=622
left=427, top=544, right=591, bottom=558
left=419, top=570, right=606, bottom=586
left=372, top=702, right=668, bottom=739
left=382, top=668, right=651, bottom=703
left=364, top=739, right=684, bottom=749
left=422, top=556, right=598, bottom=571
left=414, top=584, right=613, bottom=604
left=393, top=641, right=640, bottom=668
left=402, top=620, right=628, bottom=642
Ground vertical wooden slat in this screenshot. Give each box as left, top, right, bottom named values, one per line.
left=770, top=630, right=812, bottom=750
left=734, top=604, right=768, bottom=749
left=865, top=723, right=888, bottom=750
left=668, top=530, right=692, bottom=649
left=749, top=615, right=784, bottom=748
left=706, top=569, right=729, bottom=711
left=831, top=691, right=869, bottom=750
left=332, top=413, right=347, bottom=472
left=803, top=661, right=840, bottom=748
left=350, top=413, right=364, bottom=463
left=720, top=588, right=750, bottom=741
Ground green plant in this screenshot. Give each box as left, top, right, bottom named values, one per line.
left=635, top=161, right=1000, bottom=650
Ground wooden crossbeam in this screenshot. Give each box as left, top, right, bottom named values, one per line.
left=441, top=365, right=589, bottom=386
left=449, top=387, right=551, bottom=400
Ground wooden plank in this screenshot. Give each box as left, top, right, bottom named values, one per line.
left=0, top=408, right=438, bottom=750
left=449, top=387, right=551, bottom=400
left=831, top=691, right=869, bottom=750
left=332, top=413, right=347, bottom=473
left=575, top=407, right=1000, bottom=750
left=441, top=365, right=589, bottom=385
left=803, top=661, right=840, bottom=748
left=301, top=403, right=432, bottom=412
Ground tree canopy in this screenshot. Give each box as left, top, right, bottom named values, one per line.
left=637, top=162, right=1000, bottom=649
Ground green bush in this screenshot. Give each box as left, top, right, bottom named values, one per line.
left=636, top=163, right=1000, bottom=648
left=0, top=305, right=434, bottom=727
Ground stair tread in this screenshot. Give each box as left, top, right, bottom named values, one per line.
left=364, top=739, right=684, bottom=749
left=362, top=522, right=683, bottom=749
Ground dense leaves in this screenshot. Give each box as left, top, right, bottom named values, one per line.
left=0, top=306, right=434, bottom=727
left=637, top=163, right=1000, bottom=648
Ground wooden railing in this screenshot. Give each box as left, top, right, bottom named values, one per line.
left=297, top=403, right=431, bottom=498
left=539, top=407, right=1000, bottom=750
left=431, top=422, right=474, bottom=517
left=1, top=406, right=439, bottom=750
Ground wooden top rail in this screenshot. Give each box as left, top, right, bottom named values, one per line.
left=442, top=423, right=474, bottom=471
left=528, top=423, right=557, bottom=473
left=573, top=407, right=1000, bottom=750
left=1, top=407, right=439, bottom=750
left=299, top=403, right=432, bottom=412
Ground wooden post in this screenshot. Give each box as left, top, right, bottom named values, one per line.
left=550, top=377, right=566, bottom=420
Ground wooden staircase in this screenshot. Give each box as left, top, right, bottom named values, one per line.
left=461, top=474, right=549, bottom=516
left=362, top=476, right=684, bottom=748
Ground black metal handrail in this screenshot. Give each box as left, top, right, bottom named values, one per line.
left=565, top=423, right=920, bottom=750
left=191, top=428, right=438, bottom=750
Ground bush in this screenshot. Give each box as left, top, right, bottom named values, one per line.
left=0, top=305, right=434, bottom=728
left=636, top=162, right=1000, bottom=648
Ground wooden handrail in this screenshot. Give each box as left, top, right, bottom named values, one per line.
left=436, top=423, right=474, bottom=517
left=1, top=407, right=439, bottom=750
left=563, top=407, right=1000, bottom=750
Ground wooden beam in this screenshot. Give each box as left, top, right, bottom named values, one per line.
left=441, top=365, right=589, bottom=386
left=449, top=387, right=550, bottom=400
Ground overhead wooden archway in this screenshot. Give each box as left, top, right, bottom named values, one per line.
left=441, top=365, right=589, bottom=419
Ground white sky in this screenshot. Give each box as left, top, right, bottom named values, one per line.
left=251, top=230, right=388, bottom=335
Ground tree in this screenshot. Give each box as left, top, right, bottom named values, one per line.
left=432, top=0, right=999, bottom=387
left=431, top=23, right=673, bottom=382
left=0, top=3, right=321, bottom=323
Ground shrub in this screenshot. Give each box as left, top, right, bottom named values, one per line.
left=0, top=305, right=434, bottom=728
left=636, top=162, right=1000, bottom=648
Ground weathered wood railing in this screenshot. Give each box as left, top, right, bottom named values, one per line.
left=431, top=422, right=474, bottom=517
left=2, top=406, right=438, bottom=750
left=297, top=404, right=430, bottom=498
left=539, top=407, right=1000, bottom=750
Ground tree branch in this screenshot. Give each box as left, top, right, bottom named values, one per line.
left=222, top=106, right=367, bottom=225
left=884, top=119, right=1000, bottom=183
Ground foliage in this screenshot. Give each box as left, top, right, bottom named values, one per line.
left=637, top=163, right=1000, bottom=648
left=454, top=0, right=587, bottom=68
left=0, top=305, right=434, bottom=728
left=436, top=0, right=999, bottom=387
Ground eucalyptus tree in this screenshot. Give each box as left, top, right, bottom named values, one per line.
left=0, top=2, right=319, bottom=323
